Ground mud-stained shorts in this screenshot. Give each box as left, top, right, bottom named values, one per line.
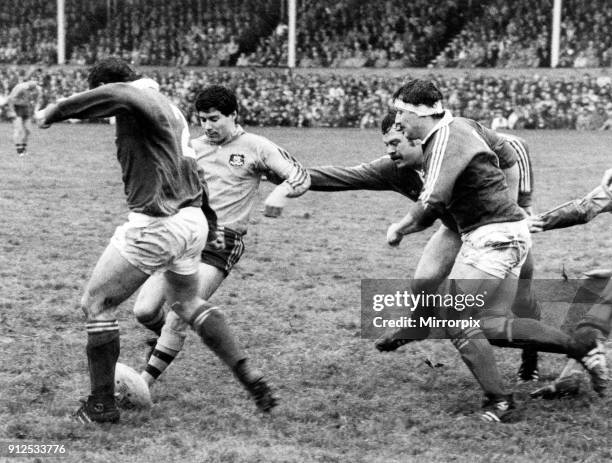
left=111, top=207, right=207, bottom=275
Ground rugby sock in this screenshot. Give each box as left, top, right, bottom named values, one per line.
left=86, top=320, right=120, bottom=399
left=451, top=327, right=507, bottom=400
left=136, top=307, right=166, bottom=336
left=141, top=322, right=187, bottom=386
left=189, top=304, right=246, bottom=369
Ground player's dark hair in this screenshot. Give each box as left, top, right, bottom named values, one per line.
left=195, top=85, right=238, bottom=116
left=392, top=79, right=443, bottom=107
left=381, top=111, right=397, bottom=134
left=88, top=57, right=140, bottom=89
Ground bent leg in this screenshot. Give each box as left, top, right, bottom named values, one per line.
left=140, top=263, right=229, bottom=385
left=82, top=243, right=149, bottom=403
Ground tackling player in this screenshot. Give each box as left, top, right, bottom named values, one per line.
left=386, top=79, right=607, bottom=420
left=528, top=169, right=611, bottom=397
left=34, top=58, right=238, bottom=424
left=270, top=112, right=543, bottom=382
left=7, top=69, right=44, bottom=156
left=132, top=85, right=310, bottom=411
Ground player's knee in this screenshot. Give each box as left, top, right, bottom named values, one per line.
left=80, top=291, right=119, bottom=320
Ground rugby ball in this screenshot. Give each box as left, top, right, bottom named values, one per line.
left=114, top=362, right=152, bottom=410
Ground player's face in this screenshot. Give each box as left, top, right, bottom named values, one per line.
left=382, top=128, right=422, bottom=169
left=197, top=108, right=236, bottom=142
left=394, top=108, right=423, bottom=140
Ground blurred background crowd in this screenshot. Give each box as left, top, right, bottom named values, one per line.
left=2, top=66, right=610, bottom=130
left=1, top=0, right=611, bottom=129
left=1, top=0, right=610, bottom=68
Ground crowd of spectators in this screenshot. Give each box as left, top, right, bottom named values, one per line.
left=2, top=66, right=610, bottom=130
left=243, top=0, right=473, bottom=68
left=431, top=0, right=612, bottom=68
left=2, top=1, right=611, bottom=69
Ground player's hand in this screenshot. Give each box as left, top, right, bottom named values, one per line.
left=527, top=215, right=544, bottom=233
left=207, top=227, right=225, bottom=251
left=34, top=108, right=51, bottom=128
left=601, top=168, right=612, bottom=192
left=263, top=183, right=291, bottom=218
left=386, top=223, right=403, bottom=246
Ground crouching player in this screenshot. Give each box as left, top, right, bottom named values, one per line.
left=132, top=85, right=310, bottom=411
left=529, top=169, right=611, bottom=398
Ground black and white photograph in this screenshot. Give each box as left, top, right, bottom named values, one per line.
left=1, top=0, right=611, bottom=461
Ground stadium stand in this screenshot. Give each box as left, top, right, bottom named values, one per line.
left=0, top=0, right=611, bottom=69
left=2, top=66, right=610, bottom=130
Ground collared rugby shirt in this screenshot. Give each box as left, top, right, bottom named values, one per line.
left=418, top=111, right=525, bottom=233
left=192, top=126, right=310, bottom=234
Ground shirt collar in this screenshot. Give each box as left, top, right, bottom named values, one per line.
left=422, top=110, right=454, bottom=145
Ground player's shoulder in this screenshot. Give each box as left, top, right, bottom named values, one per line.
left=239, top=131, right=280, bottom=149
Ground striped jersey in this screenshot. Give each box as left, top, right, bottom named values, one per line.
left=192, top=126, right=310, bottom=234
left=498, top=132, right=533, bottom=208
left=8, top=80, right=42, bottom=108
left=44, top=79, right=204, bottom=217
left=459, top=118, right=534, bottom=208
left=418, top=111, right=525, bottom=233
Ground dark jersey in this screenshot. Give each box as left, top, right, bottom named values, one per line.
left=45, top=80, right=203, bottom=217
left=309, top=156, right=422, bottom=199
left=459, top=119, right=534, bottom=208
left=308, top=156, right=457, bottom=231
left=419, top=112, right=525, bottom=233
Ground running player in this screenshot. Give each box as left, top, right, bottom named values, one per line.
left=7, top=69, right=44, bottom=156
left=387, top=79, right=606, bottom=419
left=132, top=85, right=309, bottom=410
left=269, top=111, right=542, bottom=382
left=33, top=58, right=269, bottom=423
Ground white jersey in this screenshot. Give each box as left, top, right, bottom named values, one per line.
left=192, top=125, right=310, bottom=234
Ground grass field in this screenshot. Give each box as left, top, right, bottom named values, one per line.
left=1, top=123, right=611, bottom=463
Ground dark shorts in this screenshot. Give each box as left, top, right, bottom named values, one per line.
left=200, top=227, right=245, bottom=276
left=14, top=104, right=33, bottom=118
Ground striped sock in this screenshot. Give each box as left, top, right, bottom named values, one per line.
left=136, top=307, right=166, bottom=336
left=142, top=345, right=179, bottom=384
left=86, top=320, right=120, bottom=399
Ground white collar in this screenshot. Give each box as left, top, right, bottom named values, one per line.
left=128, top=78, right=160, bottom=92
left=422, top=110, right=454, bottom=145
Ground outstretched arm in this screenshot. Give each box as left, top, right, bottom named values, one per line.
left=34, top=83, right=150, bottom=127
left=531, top=184, right=612, bottom=232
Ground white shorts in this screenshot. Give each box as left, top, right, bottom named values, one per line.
left=111, top=207, right=207, bottom=276
left=457, top=220, right=531, bottom=278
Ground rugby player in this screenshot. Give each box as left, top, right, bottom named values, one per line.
left=528, top=169, right=611, bottom=397
left=7, top=69, right=44, bottom=156
left=33, top=58, right=250, bottom=424
left=132, top=85, right=309, bottom=411
left=386, top=79, right=607, bottom=419
left=268, top=112, right=542, bottom=382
